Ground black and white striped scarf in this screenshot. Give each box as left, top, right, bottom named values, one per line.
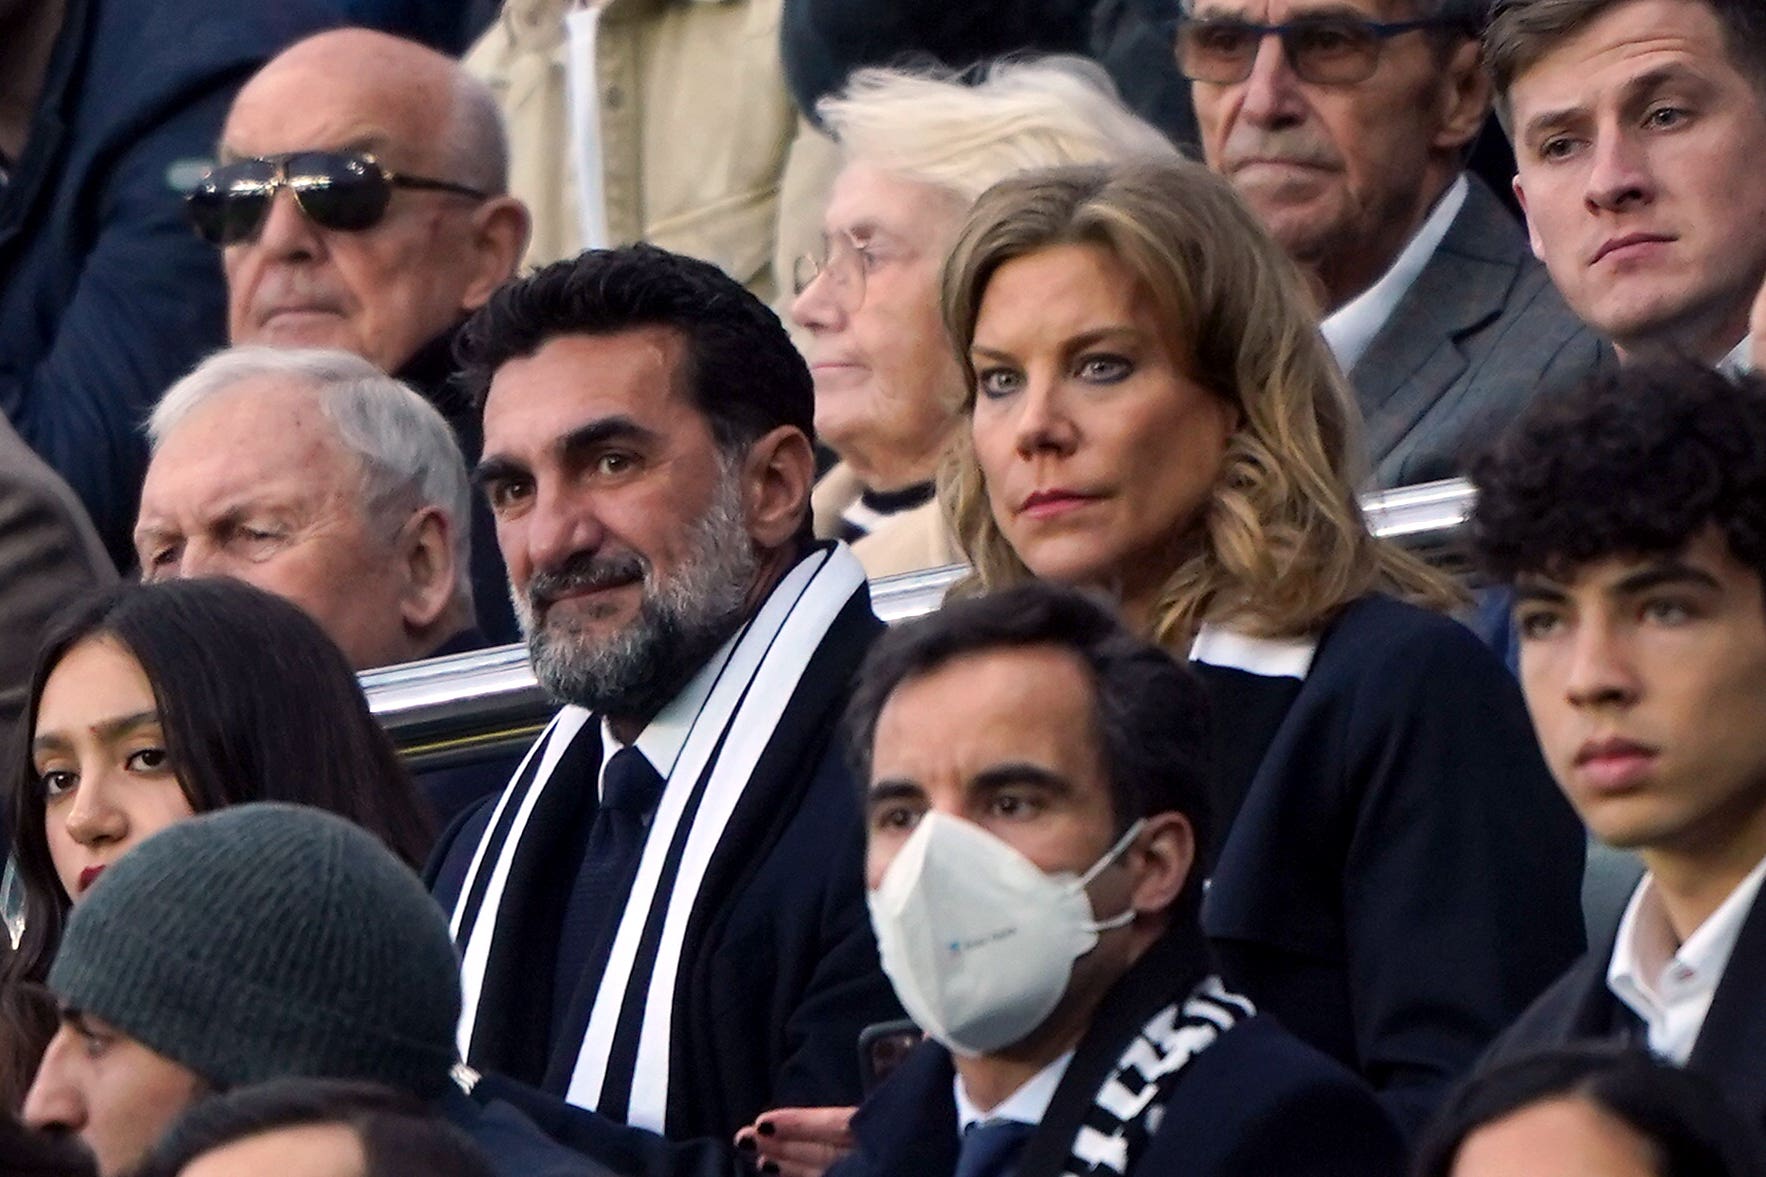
left=447, top=544, right=869, bottom=1129
left=1061, top=976, right=1254, bottom=1177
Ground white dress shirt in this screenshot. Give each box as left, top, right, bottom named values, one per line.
left=954, top=1050, right=1075, bottom=1132
left=596, top=631, right=737, bottom=798
left=1606, top=855, right=1766, bottom=1064
left=1719, top=336, right=1753, bottom=378
left=1321, top=175, right=1470, bottom=374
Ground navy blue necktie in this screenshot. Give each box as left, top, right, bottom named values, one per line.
left=552, top=747, right=666, bottom=1034
left=953, top=1119, right=1035, bottom=1177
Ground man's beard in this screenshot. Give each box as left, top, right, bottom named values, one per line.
left=513, top=469, right=760, bottom=720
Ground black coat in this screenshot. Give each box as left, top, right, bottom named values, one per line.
left=437, top=1087, right=617, bottom=1177
left=428, top=584, right=902, bottom=1174
left=829, top=926, right=1405, bottom=1177
left=1487, top=874, right=1766, bottom=1134
left=0, top=0, right=339, bottom=567
left=781, top=0, right=1094, bottom=118
left=1090, top=0, right=1201, bottom=148
left=1196, top=594, right=1588, bottom=1137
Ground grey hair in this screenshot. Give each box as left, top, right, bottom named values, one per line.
left=149, top=346, right=474, bottom=613
left=445, top=70, right=510, bottom=195
left=816, top=56, right=1179, bottom=204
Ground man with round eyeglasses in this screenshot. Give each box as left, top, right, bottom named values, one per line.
left=196, top=26, right=534, bottom=645
left=1186, top=0, right=1606, bottom=491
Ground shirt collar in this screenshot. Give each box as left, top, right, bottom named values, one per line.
left=952, top=1050, right=1074, bottom=1134
left=1189, top=625, right=1318, bottom=681
left=1718, top=336, right=1754, bottom=378
left=1608, top=853, right=1766, bottom=1013
left=1321, top=174, right=1469, bottom=374
left=598, top=630, right=739, bottom=793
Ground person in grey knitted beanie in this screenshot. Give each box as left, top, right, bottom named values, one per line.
left=19, top=803, right=462, bottom=1176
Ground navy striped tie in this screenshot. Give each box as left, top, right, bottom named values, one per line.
left=953, top=1119, right=1035, bottom=1177
left=552, top=747, right=665, bottom=1037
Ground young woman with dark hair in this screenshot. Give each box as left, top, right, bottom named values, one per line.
left=0, top=578, right=434, bottom=1105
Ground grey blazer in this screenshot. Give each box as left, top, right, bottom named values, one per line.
left=1352, top=174, right=1610, bottom=487
left=0, top=418, right=116, bottom=753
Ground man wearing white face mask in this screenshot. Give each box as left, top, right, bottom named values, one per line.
left=816, top=582, right=1404, bottom=1177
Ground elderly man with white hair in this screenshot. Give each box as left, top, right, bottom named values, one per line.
left=134, top=346, right=477, bottom=671
left=791, top=58, right=1177, bottom=578
left=195, top=27, right=533, bottom=644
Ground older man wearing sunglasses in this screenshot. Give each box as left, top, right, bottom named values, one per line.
left=190, top=27, right=533, bottom=644
left=1185, top=0, right=1605, bottom=490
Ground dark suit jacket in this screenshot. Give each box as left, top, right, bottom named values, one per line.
left=829, top=926, right=1405, bottom=1177
left=0, top=0, right=338, bottom=566
left=1353, top=174, right=1610, bottom=488
left=1196, top=594, right=1588, bottom=1138
left=1487, top=873, right=1766, bottom=1133
left=428, top=584, right=902, bottom=1173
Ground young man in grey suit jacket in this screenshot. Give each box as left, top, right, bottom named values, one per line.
left=1491, top=0, right=1766, bottom=376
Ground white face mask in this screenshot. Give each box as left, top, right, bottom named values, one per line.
left=866, top=811, right=1144, bottom=1058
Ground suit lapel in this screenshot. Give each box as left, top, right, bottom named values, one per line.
left=1351, top=177, right=1525, bottom=467
left=666, top=588, right=884, bottom=1132
left=1688, top=884, right=1766, bottom=1130
left=847, top=1042, right=962, bottom=1175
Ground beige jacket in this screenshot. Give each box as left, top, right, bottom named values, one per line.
left=467, top=0, right=836, bottom=301
left=811, top=463, right=963, bottom=581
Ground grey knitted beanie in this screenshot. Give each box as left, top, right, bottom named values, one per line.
left=47, top=803, right=461, bottom=1096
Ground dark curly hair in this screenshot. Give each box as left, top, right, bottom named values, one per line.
left=457, top=243, right=815, bottom=454
left=1469, top=362, right=1766, bottom=586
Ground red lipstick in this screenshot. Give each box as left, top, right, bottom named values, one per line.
left=1019, top=488, right=1099, bottom=519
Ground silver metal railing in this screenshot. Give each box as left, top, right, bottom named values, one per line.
left=363, top=477, right=1476, bottom=767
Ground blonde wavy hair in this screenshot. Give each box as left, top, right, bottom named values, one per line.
left=938, top=159, right=1463, bottom=648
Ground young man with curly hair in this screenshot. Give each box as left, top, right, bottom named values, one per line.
left=1470, top=361, right=1766, bottom=1132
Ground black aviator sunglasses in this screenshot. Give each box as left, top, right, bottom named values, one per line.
left=185, top=150, right=489, bottom=246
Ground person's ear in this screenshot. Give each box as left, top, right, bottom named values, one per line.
left=396, top=506, right=460, bottom=635
left=1513, top=174, right=1546, bottom=261
left=739, top=426, right=816, bottom=550
left=1126, top=812, right=1196, bottom=917
left=1434, top=39, right=1493, bottom=154
left=460, top=196, right=533, bottom=313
